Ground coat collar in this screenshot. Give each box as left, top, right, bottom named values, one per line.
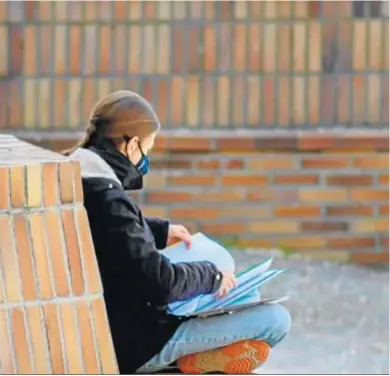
left=71, top=140, right=143, bottom=191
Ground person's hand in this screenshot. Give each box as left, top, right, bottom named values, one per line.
left=216, top=272, right=237, bottom=298
left=167, top=224, right=192, bottom=248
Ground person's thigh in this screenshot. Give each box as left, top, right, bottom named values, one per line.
left=137, top=303, right=291, bottom=373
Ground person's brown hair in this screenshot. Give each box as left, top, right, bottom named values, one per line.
left=63, top=90, right=160, bottom=156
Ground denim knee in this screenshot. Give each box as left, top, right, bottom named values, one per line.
left=257, top=304, right=291, bottom=348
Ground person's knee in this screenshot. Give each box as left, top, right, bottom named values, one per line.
left=259, top=304, right=291, bottom=347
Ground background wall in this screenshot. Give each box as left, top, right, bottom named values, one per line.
left=0, top=0, right=388, bottom=130
left=0, top=0, right=388, bottom=264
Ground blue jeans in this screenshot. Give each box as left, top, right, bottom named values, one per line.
left=137, top=249, right=291, bottom=373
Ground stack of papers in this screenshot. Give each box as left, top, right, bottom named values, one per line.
left=161, top=233, right=288, bottom=317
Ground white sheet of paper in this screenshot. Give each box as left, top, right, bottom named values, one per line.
left=161, top=232, right=235, bottom=273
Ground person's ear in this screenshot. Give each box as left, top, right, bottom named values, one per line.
left=125, top=136, right=139, bottom=156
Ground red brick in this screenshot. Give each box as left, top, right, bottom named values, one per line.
left=76, top=208, right=102, bottom=295
left=200, top=222, right=246, bottom=235
left=91, top=299, right=118, bottom=374
left=76, top=302, right=100, bottom=374
left=379, top=205, right=389, bottom=215
left=380, top=236, right=389, bottom=249
left=11, top=308, right=32, bottom=374
left=352, top=218, right=389, bottom=233
left=351, top=252, right=389, bottom=265
left=170, top=175, right=217, bottom=186
left=326, top=205, right=374, bottom=217
left=10, top=166, right=25, bottom=208
left=353, top=155, right=389, bottom=169
left=249, top=221, right=299, bottom=234
left=59, top=162, right=74, bottom=204
left=26, top=306, right=51, bottom=374
left=247, top=189, right=298, bottom=202
left=146, top=191, right=194, bottom=204
left=255, top=136, right=298, bottom=151
left=350, top=189, right=389, bottom=202
left=0, top=167, right=9, bottom=209
left=29, top=213, right=54, bottom=300
left=42, top=163, right=59, bottom=207
left=274, top=174, right=318, bottom=185
left=277, top=237, right=326, bottom=250
left=198, top=190, right=244, bottom=203
left=151, top=158, right=192, bottom=170
left=298, top=134, right=388, bottom=151
left=302, top=157, right=349, bottom=169
left=99, top=26, right=111, bottom=74
left=170, top=137, right=212, bottom=152
left=10, top=25, right=23, bottom=76
left=275, top=206, right=321, bottom=217
left=60, top=303, right=84, bottom=374
left=222, top=175, right=268, bottom=186
left=8, top=79, right=22, bottom=127
left=73, top=161, right=84, bottom=203
left=69, top=25, right=82, bottom=74
left=0, top=215, right=21, bottom=302
left=379, top=174, right=389, bottom=185
left=39, top=25, right=52, bottom=75
left=247, top=157, right=296, bottom=170
left=142, top=206, right=167, bottom=218
left=327, top=236, right=376, bottom=250
left=203, top=25, right=217, bottom=71
left=299, top=189, right=347, bottom=202
left=44, top=211, right=70, bottom=297
left=215, top=137, right=255, bottom=151
left=170, top=207, right=220, bottom=221
left=14, top=215, right=37, bottom=301
left=225, top=159, right=245, bottom=169
left=26, top=164, right=42, bottom=207
left=0, top=310, right=15, bottom=373
left=262, top=78, right=276, bottom=125
left=220, top=206, right=270, bottom=219
left=43, top=304, right=65, bottom=374
left=61, top=210, right=85, bottom=296
left=326, top=174, right=373, bottom=186
left=301, top=221, right=348, bottom=232
left=172, top=26, right=188, bottom=73
left=23, top=26, right=37, bottom=75
left=196, top=160, right=221, bottom=170
left=235, top=238, right=273, bottom=248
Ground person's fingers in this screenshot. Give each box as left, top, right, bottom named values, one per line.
left=178, top=226, right=192, bottom=248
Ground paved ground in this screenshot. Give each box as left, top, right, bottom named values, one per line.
left=230, top=250, right=389, bottom=375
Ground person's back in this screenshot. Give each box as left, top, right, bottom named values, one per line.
left=66, top=90, right=291, bottom=374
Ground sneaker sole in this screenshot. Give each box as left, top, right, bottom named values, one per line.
left=177, top=340, right=270, bottom=374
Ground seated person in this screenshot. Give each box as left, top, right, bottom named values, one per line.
left=65, top=90, right=291, bottom=374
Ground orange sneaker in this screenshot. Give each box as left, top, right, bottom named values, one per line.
left=176, top=340, right=271, bottom=374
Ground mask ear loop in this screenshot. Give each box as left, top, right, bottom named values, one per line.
left=137, top=141, right=146, bottom=157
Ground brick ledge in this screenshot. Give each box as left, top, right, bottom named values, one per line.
left=6, top=129, right=390, bottom=153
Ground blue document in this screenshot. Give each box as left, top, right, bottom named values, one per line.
left=161, top=233, right=287, bottom=316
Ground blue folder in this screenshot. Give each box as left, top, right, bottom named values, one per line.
left=161, top=233, right=286, bottom=316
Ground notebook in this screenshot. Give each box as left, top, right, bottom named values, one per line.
left=161, top=233, right=288, bottom=317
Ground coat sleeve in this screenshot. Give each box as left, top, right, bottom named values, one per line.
left=144, top=217, right=170, bottom=250
left=104, top=196, right=223, bottom=305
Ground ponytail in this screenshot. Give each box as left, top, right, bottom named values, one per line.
left=62, top=124, right=96, bottom=156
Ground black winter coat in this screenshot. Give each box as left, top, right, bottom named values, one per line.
left=72, top=142, right=222, bottom=373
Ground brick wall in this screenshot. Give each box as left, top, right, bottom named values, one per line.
left=0, top=0, right=388, bottom=130
left=31, top=130, right=389, bottom=265
left=0, top=135, right=118, bottom=374
left=136, top=132, right=388, bottom=265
